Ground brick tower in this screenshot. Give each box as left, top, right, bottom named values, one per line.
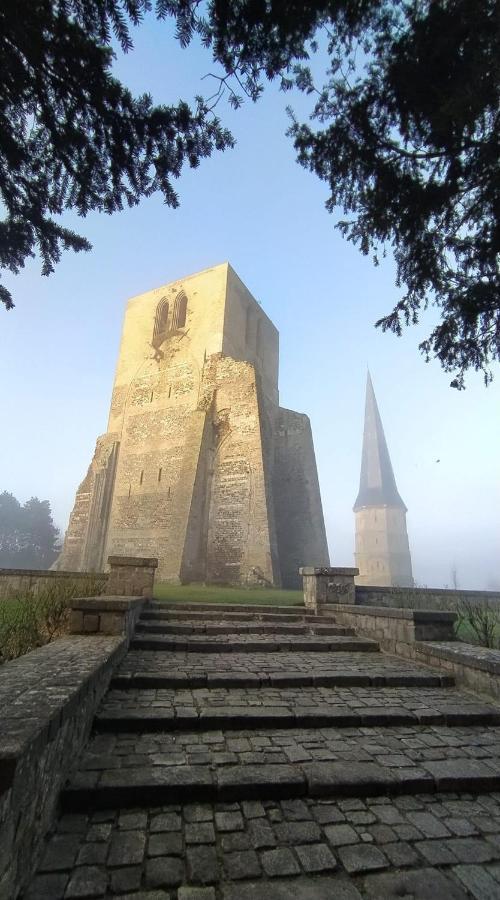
left=57, top=263, right=329, bottom=586
left=353, top=372, right=413, bottom=586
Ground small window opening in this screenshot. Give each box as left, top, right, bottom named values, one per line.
left=158, top=468, right=162, bottom=483
left=168, top=386, right=172, bottom=398
left=128, top=484, right=131, bottom=498
left=150, top=390, right=154, bottom=402
left=168, top=486, right=171, bottom=498
left=139, top=470, right=144, bottom=485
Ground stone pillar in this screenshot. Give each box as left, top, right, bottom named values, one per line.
left=106, top=556, right=158, bottom=598
left=299, top=567, right=359, bottom=614
left=69, top=596, right=146, bottom=636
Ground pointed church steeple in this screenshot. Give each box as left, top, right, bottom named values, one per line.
left=353, top=372, right=413, bottom=587
left=353, top=371, right=406, bottom=512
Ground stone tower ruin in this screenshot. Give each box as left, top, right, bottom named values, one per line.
left=353, top=372, right=413, bottom=587
left=57, top=263, right=329, bottom=587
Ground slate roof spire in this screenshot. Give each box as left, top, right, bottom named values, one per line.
left=353, top=371, right=407, bottom=512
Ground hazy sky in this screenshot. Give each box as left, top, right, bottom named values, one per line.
left=1, top=15, right=498, bottom=590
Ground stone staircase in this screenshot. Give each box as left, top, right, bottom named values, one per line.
left=25, top=600, right=500, bottom=899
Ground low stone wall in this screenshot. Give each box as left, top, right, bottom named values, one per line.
left=329, top=604, right=457, bottom=655
left=413, top=641, right=500, bottom=702
left=0, top=568, right=108, bottom=600
left=356, top=584, right=500, bottom=612
left=0, top=595, right=147, bottom=899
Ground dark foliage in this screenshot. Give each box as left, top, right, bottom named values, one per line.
left=165, top=0, right=500, bottom=386
left=0, top=0, right=233, bottom=310
left=1, top=0, right=499, bottom=385
left=0, top=491, right=60, bottom=569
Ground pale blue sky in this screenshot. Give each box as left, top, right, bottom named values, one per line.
left=1, top=15, right=498, bottom=589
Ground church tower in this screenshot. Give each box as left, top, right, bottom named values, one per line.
left=353, top=372, right=413, bottom=587
left=57, top=263, right=329, bottom=587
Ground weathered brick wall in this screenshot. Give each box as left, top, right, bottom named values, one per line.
left=0, top=568, right=108, bottom=599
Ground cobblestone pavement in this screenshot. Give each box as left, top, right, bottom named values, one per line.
left=25, top=601, right=500, bottom=898
left=26, top=794, right=500, bottom=899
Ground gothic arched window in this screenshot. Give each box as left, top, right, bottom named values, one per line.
left=152, top=297, right=169, bottom=348
left=173, top=291, right=187, bottom=329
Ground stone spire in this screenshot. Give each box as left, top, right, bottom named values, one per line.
left=353, top=372, right=413, bottom=587
left=354, top=371, right=406, bottom=512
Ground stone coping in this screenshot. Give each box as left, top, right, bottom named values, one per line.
left=300, top=567, right=359, bottom=576
left=337, top=604, right=456, bottom=623
left=0, top=567, right=103, bottom=578
left=108, top=556, right=158, bottom=568
left=71, top=596, right=145, bottom=612
left=416, top=640, right=500, bottom=676
left=357, top=584, right=500, bottom=599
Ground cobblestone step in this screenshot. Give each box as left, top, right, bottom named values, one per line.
left=117, top=650, right=454, bottom=684
left=62, top=752, right=500, bottom=811
left=148, top=603, right=307, bottom=616
left=135, top=621, right=355, bottom=637
left=94, top=685, right=500, bottom=733
left=142, top=609, right=336, bottom=623
left=77, top=721, right=500, bottom=768
left=24, top=594, right=500, bottom=899
left=131, top=635, right=379, bottom=653
left=111, top=670, right=450, bottom=689
left=30, top=792, right=500, bottom=900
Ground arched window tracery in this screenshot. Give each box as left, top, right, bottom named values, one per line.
left=173, top=290, right=187, bottom=329
left=152, top=297, right=169, bottom=348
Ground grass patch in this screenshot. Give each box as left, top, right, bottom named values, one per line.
left=154, top=583, right=303, bottom=606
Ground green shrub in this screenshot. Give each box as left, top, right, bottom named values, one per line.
left=0, top=575, right=106, bottom=664
left=455, top=598, right=500, bottom=649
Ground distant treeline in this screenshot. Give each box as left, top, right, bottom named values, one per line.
left=0, top=491, right=60, bottom=570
